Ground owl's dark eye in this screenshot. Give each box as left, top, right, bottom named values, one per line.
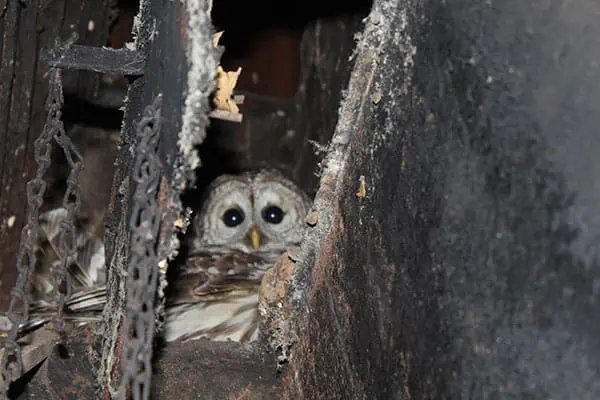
left=222, top=208, right=245, bottom=227
left=262, top=205, right=284, bottom=224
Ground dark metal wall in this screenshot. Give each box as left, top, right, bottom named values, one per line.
left=196, top=6, right=371, bottom=199
left=0, top=0, right=113, bottom=312
left=286, top=0, right=600, bottom=398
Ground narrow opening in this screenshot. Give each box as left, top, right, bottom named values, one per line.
left=170, top=0, right=373, bottom=348
left=191, top=0, right=373, bottom=196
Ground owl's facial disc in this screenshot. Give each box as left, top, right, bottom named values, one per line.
left=252, top=180, right=310, bottom=251
left=200, top=179, right=253, bottom=249
left=193, top=171, right=311, bottom=255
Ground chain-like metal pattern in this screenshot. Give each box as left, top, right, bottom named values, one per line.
left=52, top=81, right=83, bottom=332
left=118, top=95, right=163, bottom=400
left=0, top=69, right=79, bottom=395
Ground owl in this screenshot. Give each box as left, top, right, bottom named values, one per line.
left=4, top=169, right=311, bottom=346
left=164, top=169, right=311, bottom=343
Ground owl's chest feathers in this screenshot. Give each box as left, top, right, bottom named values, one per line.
left=164, top=292, right=259, bottom=344
left=163, top=249, right=276, bottom=344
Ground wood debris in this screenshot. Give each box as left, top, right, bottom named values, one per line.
left=356, top=175, right=367, bottom=198
left=212, top=31, right=224, bottom=48
left=305, top=211, right=319, bottom=227
left=0, top=327, right=63, bottom=385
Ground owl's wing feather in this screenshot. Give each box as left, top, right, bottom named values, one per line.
left=2, top=285, right=107, bottom=341
left=33, top=208, right=106, bottom=304
left=6, top=207, right=109, bottom=340
left=167, top=249, right=273, bottom=305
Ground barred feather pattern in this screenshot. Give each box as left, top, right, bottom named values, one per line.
left=30, top=208, right=107, bottom=305
left=8, top=209, right=281, bottom=345
left=163, top=248, right=279, bottom=343
left=9, top=170, right=311, bottom=345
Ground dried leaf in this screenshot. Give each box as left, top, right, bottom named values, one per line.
left=212, top=31, right=224, bottom=48
left=214, top=65, right=242, bottom=113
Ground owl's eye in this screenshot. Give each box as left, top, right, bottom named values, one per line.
left=262, top=205, right=284, bottom=224
left=222, top=208, right=245, bottom=227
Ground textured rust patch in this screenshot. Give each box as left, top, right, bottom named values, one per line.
left=305, top=211, right=319, bottom=227
left=23, top=325, right=103, bottom=399
left=152, top=339, right=281, bottom=399
left=105, top=316, right=125, bottom=399
left=259, top=251, right=297, bottom=309
left=158, top=175, right=170, bottom=209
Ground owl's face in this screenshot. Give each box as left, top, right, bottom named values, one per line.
left=191, top=170, right=311, bottom=254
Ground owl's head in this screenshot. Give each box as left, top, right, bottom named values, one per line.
left=191, top=170, right=311, bottom=254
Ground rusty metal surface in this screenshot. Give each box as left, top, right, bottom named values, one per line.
left=19, top=324, right=103, bottom=400
left=118, top=96, right=163, bottom=400
left=282, top=0, right=600, bottom=398
left=152, top=340, right=281, bottom=400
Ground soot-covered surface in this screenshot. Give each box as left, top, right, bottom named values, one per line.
left=285, top=0, right=600, bottom=398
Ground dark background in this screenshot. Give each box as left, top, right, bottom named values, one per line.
left=1, top=0, right=600, bottom=398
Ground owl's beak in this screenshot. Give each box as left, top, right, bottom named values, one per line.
left=247, top=226, right=262, bottom=249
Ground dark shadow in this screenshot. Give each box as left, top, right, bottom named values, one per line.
left=7, top=359, right=45, bottom=400
left=62, top=95, right=124, bottom=130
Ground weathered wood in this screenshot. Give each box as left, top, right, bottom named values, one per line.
left=0, top=327, right=62, bottom=389
left=17, top=325, right=104, bottom=399
left=58, top=0, right=116, bottom=101
left=9, top=0, right=600, bottom=398
left=0, top=0, right=35, bottom=313
left=288, top=14, right=369, bottom=194
left=151, top=340, right=281, bottom=399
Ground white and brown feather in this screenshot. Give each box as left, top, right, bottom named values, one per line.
left=13, top=169, right=311, bottom=346
left=31, top=208, right=106, bottom=307
left=164, top=250, right=278, bottom=343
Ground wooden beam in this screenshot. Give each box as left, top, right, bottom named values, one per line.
left=43, top=45, right=145, bottom=76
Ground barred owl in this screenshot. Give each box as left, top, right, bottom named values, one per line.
left=9, top=169, right=311, bottom=346
left=165, top=169, right=311, bottom=343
